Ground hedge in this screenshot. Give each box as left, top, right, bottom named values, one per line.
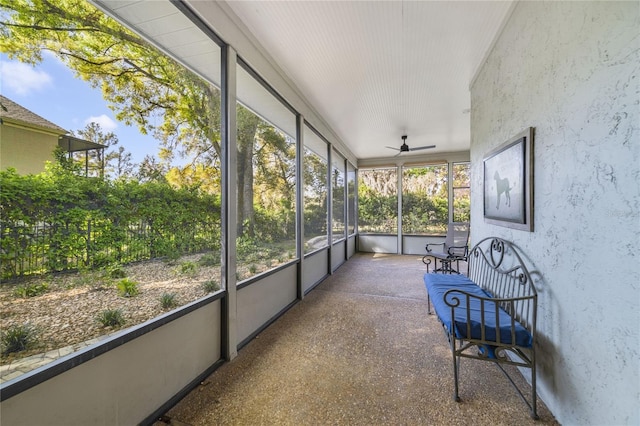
left=0, top=165, right=221, bottom=281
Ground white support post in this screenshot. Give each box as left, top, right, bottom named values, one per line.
left=397, top=164, right=403, bottom=254
left=221, top=45, right=238, bottom=360
left=296, top=114, right=304, bottom=299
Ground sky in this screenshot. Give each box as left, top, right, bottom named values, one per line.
left=0, top=52, right=160, bottom=164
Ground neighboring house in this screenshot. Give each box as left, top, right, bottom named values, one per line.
left=0, top=94, right=104, bottom=175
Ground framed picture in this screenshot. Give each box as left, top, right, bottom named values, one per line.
left=483, top=127, right=534, bottom=231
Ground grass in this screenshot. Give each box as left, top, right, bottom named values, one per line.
left=198, top=252, right=219, bottom=267
left=202, top=280, right=220, bottom=293
left=96, top=309, right=125, bottom=328
left=160, top=293, right=178, bottom=310
left=1, top=323, right=38, bottom=355
left=107, top=265, right=127, bottom=279
left=64, top=269, right=108, bottom=291
left=13, top=282, right=48, bottom=298
left=175, top=261, right=198, bottom=276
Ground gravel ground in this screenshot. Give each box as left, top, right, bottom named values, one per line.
left=0, top=254, right=221, bottom=365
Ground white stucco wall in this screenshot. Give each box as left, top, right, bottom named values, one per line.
left=470, top=2, right=639, bottom=425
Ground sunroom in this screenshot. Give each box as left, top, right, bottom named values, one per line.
left=0, top=1, right=637, bottom=425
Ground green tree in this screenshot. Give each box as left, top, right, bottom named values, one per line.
left=74, top=122, right=134, bottom=179
left=358, top=169, right=398, bottom=233
left=110, top=146, right=134, bottom=180
left=0, top=0, right=269, bottom=232
left=0, top=0, right=219, bottom=155
left=137, top=155, right=168, bottom=183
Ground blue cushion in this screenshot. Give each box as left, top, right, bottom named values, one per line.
left=424, top=273, right=532, bottom=349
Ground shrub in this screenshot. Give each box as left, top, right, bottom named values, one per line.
left=96, top=309, right=125, bottom=328
left=176, top=261, right=198, bottom=276
left=66, top=270, right=94, bottom=289
left=1, top=323, right=38, bottom=355
left=198, top=252, right=218, bottom=267
left=13, top=282, right=48, bottom=298
left=202, top=280, right=220, bottom=293
left=108, top=265, right=127, bottom=279
left=116, top=278, right=139, bottom=297
left=68, top=270, right=109, bottom=291
left=160, top=292, right=178, bottom=310
left=0, top=167, right=221, bottom=281
left=163, top=249, right=182, bottom=263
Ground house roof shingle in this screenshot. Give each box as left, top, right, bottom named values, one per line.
left=0, top=94, right=68, bottom=134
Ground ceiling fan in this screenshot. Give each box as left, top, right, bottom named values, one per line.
left=386, top=135, right=435, bottom=155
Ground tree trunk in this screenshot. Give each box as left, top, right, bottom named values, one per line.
left=236, top=107, right=260, bottom=237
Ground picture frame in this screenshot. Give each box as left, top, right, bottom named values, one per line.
left=483, top=127, right=534, bottom=231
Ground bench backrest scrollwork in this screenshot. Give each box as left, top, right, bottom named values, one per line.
left=467, top=237, right=538, bottom=334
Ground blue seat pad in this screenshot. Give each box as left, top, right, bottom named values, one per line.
left=424, top=273, right=532, bottom=348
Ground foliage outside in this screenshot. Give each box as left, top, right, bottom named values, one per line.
left=1, top=323, right=38, bottom=355
left=331, top=157, right=346, bottom=239
left=0, top=0, right=306, bottom=378
left=0, top=163, right=221, bottom=281
left=358, top=168, right=399, bottom=233
left=160, top=293, right=178, bottom=310
left=359, top=164, right=470, bottom=234
left=303, top=146, right=329, bottom=253
left=13, top=282, right=48, bottom=298
left=202, top=280, right=220, bottom=293
left=96, top=309, right=125, bottom=328
left=1, top=0, right=301, bottom=285
left=116, top=278, right=139, bottom=298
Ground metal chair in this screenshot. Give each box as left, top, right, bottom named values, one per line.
left=422, top=222, right=470, bottom=274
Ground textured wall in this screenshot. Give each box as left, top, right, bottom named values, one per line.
left=470, top=2, right=639, bottom=424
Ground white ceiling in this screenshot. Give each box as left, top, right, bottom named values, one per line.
left=95, top=0, right=514, bottom=161
left=223, top=0, right=514, bottom=160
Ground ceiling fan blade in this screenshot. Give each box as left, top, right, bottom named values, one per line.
left=385, top=146, right=401, bottom=151
left=408, top=145, right=436, bottom=151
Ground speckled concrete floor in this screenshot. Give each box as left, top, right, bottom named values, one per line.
left=155, top=253, right=557, bottom=425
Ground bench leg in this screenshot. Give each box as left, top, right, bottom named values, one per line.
left=531, top=357, right=539, bottom=420
left=452, top=339, right=461, bottom=402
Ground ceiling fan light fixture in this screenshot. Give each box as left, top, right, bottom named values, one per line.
left=400, top=135, right=409, bottom=151
left=386, top=134, right=435, bottom=155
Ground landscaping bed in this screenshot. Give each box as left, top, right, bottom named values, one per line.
left=0, top=253, right=221, bottom=366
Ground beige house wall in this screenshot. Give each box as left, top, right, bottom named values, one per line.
left=0, top=123, right=59, bottom=175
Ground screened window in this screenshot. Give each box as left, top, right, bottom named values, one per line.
left=453, top=162, right=471, bottom=223
left=402, top=164, right=449, bottom=235
left=331, top=150, right=346, bottom=241
left=347, top=162, right=356, bottom=236
left=236, top=64, right=297, bottom=282
left=303, top=125, right=329, bottom=254
left=0, top=0, right=222, bottom=378
left=357, top=168, right=398, bottom=233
